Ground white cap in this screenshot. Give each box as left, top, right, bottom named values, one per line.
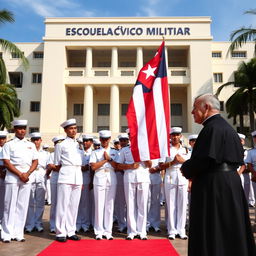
left=93, top=139, right=100, bottom=145
left=30, top=132, right=41, bottom=139
left=118, top=133, right=129, bottom=140
left=43, top=144, right=49, bottom=149
left=77, top=137, right=83, bottom=143
left=52, top=135, right=65, bottom=143
left=238, top=133, right=246, bottom=140
left=99, top=130, right=111, bottom=138
left=126, top=128, right=130, bottom=134
left=251, top=131, right=256, bottom=137
left=82, top=134, right=94, bottom=140
left=12, top=120, right=28, bottom=127
left=113, top=139, right=120, bottom=144
left=170, top=127, right=182, bottom=134
left=188, top=134, right=198, bottom=140
left=60, top=118, right=76, bottom=128
left=0, top=131, right=8, bottom=138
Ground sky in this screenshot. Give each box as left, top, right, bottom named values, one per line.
left=0, top=0, right=255, bottom=42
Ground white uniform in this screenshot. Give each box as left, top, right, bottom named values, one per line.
left=0, top=147, right=6, bottom=230
left=89, top=146, right=117, bottom=237
left=25, top=148, right=49, bottom=231
left=164, top=144, right=189, bottom=237
left=76, top=147, right=94, bottom=232
left=147, top=159, right=162, bottom=231
left=54, top=137, right=84, bottom=238
left=117, top=146, right=150, bottom=239
left=1, top=137, right=38, bottom=241
left=114, top=148, right=127, bottom=231
left=245, top=148, right=256, bottom=209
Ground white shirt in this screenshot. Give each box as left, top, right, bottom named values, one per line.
left=54, top=137, right=84, bottom=184
left=82, top=147, right=92, bottom=185
left=30, top=149, right=50, bottom=183
left=116, top=146, right=150, bottom=183
left=165, top=144, right=189, bottom=185
left=149, top=159, right=162, bottom=185
left=89, top=146, right=117, bottom=186
left=47, top=152, right=59, bottom=184
left=245, top=147, right=256, bottom=170
left=2, top=136, right=38, bottom=183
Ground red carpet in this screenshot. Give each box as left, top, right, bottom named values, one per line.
left=37, top=239, right=179, bottom=256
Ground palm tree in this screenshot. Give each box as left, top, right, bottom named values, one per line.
left=229, top=9, right=256, bottom=54
left=216, top=58, right=256, bottom=136
left=0, top=9, right=28, bottom=130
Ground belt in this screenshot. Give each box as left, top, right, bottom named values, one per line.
left=210, top=162, right=238, bottom=172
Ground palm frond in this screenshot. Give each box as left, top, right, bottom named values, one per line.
left=244, top=9, right=256, bottom=15
left=0, top=39, right=29, bottom=70
left=0, top=9, right=14, bottom=24
left=215, top=81, right=235, bottom=96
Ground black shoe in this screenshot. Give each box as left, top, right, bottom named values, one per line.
left=67, top=235, right=81, bottom=241
left=3, top=240, right=10, bottom=243
left=56, top=237, right=67, bottom=242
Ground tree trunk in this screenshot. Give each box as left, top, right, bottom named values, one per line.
left=239, top=114, right=244, bottom=134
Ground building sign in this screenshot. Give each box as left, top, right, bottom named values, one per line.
left=66, top=26, right=191, bottom=37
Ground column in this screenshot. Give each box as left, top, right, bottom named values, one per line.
left=83, top=85, right=93, bottom=133
left=111, top=47, right=118, bottom=77
left=86, top=47, right=93, bottom=77
left=136, top=47, right=143, bottom=75
left=110, top=84, right=120, bottom=133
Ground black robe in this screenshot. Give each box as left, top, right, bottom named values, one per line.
left=181, top=114, right=256, bottom=256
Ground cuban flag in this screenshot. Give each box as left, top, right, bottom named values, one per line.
left=126, top=41, right=170, bottom=162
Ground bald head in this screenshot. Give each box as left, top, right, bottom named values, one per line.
left=192, top=94, right=220, bottom=124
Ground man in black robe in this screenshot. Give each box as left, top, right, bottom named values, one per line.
left=181, top=94, right=256, bottom=256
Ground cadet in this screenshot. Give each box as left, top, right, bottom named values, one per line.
left=76, top=134, right=94, bottom=232
left=1, top=120, right=38, bottom=242
left=25, top=133, right=49, bottom=232
left=89, top=130, right=117, bottom=240
left=46, top=135, right=65, bottom=233
left=0, top=131, right=8, bottom=231
left=116, top=129, right=151, bottom=240
left=54, top=119, right=84, bottom=242
left=160, top=127, right=189, bottom=240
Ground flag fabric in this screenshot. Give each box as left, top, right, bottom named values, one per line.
left=126, top=41, right=170, bottom=162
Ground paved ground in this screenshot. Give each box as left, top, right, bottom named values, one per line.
left=0, top=206, right=255, bottom=256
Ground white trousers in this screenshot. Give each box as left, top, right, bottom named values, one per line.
left=114, top=182, right=127, bottom=230
left=55, top=183, right=82, bottom=237
left=147, top=183, right=161, bottom=229
left=165, top=183, right=188, bottom=236
left=0, top=178, right=5, bottom=225
left=1, top=182, right=31, bottom=240
left=124, top=182, right=149, bottom=237
left=76, top=184, right=92, bottom=231
left=49, top=183, right=57, bottom=231
left=45, top=178, right=51, bottom=204
left=25, top=181, right=46, bottom=230
left=94, top=183, right=116, bottom=236
left=242, top=173, right=255, bottom=205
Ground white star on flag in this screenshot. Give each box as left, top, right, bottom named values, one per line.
left=142, top=64, right=157, bottom=79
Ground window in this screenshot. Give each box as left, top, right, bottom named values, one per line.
left=32, top=73, right=42, bottom=83
left=171, top=104, right=182, bottom=116
left=98, top=104, right=110, bottom=116
left=30, top=101, right=40, bottom=112
left=16, top=99, right=21, bottom=110
left=212, top=51, right=222, bottom=58
left=213, top=73, right=223, bottom=83
left=33, top=52, right=44, bottom=59
left=97, top=126, right=109, bottom=132
left=11, top=52, right=24, bottom=59
left=9, top=72, right=23, bottom=88
left=231, top=51, right=247, bottom=58
left=220, top=101, right=224, bottom=111
left=29, top=127, right=39, bottom=133
left=121, top=126, right=128, bottom=132
left=121, top=104, right=128, bottom=116
left=77, top=126, right=83, bottom=133
left=73, top=104, right=84, bottom=116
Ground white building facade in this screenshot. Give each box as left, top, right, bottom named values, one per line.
left=1, top=17, right=254, bottom=142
